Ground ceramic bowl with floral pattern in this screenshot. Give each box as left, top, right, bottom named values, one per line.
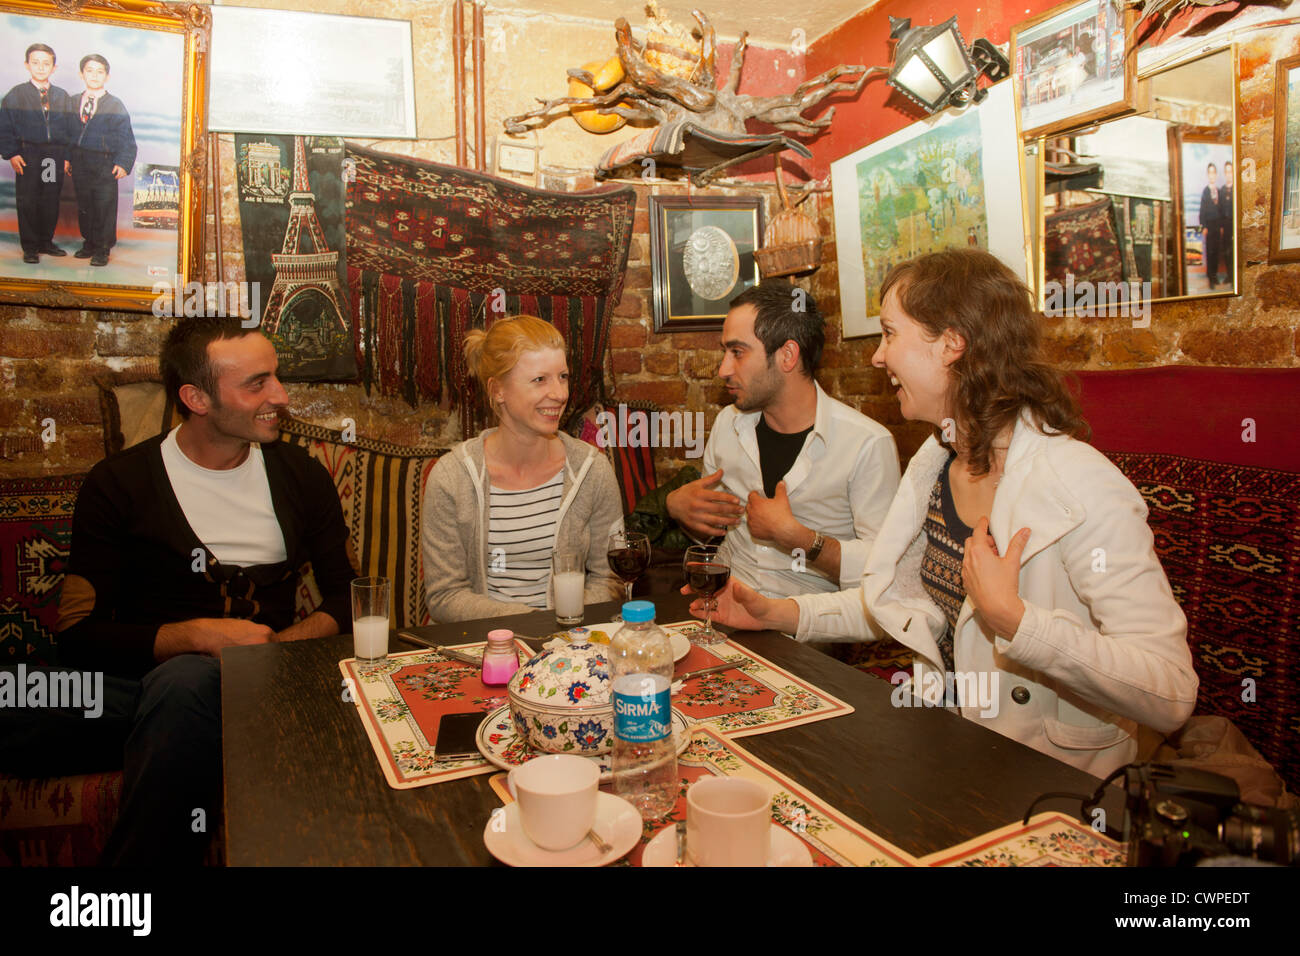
left=507, top=640, right=615, bottom=754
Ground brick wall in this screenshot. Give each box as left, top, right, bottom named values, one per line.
left=6, top=33, right=1300, bottom=482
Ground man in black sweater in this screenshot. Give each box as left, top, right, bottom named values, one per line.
left=65, top=53, right=136, bottom=267
left=1, top=316, right=355, bottom=864
left=0, top=43, right=71, bottom=263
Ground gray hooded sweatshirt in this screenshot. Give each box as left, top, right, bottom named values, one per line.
left=421, top=428, right=625, bottom=623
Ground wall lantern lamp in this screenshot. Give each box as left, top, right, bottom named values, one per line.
left=886, top=16, right=1011, bottom=114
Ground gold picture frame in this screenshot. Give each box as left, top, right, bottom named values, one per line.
left=0, top=0, right=208, bottom=311
left=1269, top=52, right=1300, bottom=263
left=1010, top=0, right=1136, bottom=141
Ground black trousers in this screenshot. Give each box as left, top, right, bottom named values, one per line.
left=68, top=147, right=120, bottom=253
left=1202, top=225, right=1221, bottom=286
left=13, top=142, right=65, bottom=253
left=0, top=655, right=222, bottom=866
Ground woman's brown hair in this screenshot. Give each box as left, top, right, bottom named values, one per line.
left=879, top=248, right=1088, bottom=475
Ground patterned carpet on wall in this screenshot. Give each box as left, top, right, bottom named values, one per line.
left=278, top=418, right=446, bottom=630
left=345, top=144, right=637, bottom=436
left=1107, top=452, right=1300, bottom=791
left=0, top=475, right=83, bottom=667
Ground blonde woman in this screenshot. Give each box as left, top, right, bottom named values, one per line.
left=421, top=316, right=623, bottom=622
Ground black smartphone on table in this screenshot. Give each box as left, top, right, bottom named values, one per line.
left=433, top=711, right=486, bottom=761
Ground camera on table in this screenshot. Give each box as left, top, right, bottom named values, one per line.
left=1124, top=763, right=1300, bottom=866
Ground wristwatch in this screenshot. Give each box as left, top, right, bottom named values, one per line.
left=806, top=530, right=825, bottom=562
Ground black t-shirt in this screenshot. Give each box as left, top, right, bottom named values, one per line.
left=755, top=415, right=813, bottom=498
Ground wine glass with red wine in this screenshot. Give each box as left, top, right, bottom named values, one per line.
left=607, top=531, right=651, bottom=618
left=684, top=544, right=730, bottom=646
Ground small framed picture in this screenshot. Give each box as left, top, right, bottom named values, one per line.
left=1010, top=0, right=1135, bottom=140
left=1176, top=133, right=1234, bottom=293
left=648, top=195, right=764, bottom=333
left=1270, top=53, right=1300, bottom=263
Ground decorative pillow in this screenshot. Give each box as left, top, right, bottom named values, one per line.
left=576, top=400, right=660, bottom=515
left=0, top=474, right=83, bottom=666
left=0, top=772, right=121, bottom=866
left=1107, top=451, right=1300, bottom=793
left=279, top=419, right=446, bottom=630
left=94, top=367, right=179, bottom=457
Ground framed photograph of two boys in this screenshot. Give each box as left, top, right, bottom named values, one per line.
left=0, top=0, right=207, bottom=310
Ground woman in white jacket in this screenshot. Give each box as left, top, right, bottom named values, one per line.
left=696, top=249, right=1198, bottom=775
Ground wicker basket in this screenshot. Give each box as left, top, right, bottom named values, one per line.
left=755, top=238, right=824, bottom=278
left=755, top=155, right=823, bottom=278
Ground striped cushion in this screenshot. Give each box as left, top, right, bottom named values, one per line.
left=577, top=401, right=659, bottom=514
left=278, top=420, right=447, bottom=630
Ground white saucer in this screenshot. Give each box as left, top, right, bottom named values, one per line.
left=561, top=622, right=689, bottom=663
left=641, top=823, right=815, bottom=867
left=484, top=792, right=642, bottom=866
left=476, top=705, right=690, bottom=782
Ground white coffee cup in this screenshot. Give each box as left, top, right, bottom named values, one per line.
left=686, top=777, right=772, bottom=867
left=506, top=754, right=599, bottom=851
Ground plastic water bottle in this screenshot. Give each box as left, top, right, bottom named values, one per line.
left=610, top=600, right=677, bottom=819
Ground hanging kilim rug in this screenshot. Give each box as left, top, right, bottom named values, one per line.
left=345, top=144, right=636, bottom=436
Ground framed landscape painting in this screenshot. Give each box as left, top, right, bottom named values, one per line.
left=830, top=80, right=1028, bottom=338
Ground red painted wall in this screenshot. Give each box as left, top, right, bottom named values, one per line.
left=712, top=39, right=814, bottom=181
left=803, top=0, right=1063, bottom=178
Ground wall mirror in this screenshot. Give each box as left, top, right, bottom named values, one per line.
left=1030, top=46, right=1238, bottom=313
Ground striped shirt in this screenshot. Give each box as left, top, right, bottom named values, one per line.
left=485, top=469, right=564, bottom=608
left=920, top=453, right=971, bottom=677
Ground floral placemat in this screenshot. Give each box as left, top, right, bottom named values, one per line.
left=340, top=643, right=506, bottom=790
left=919, top=811, right=1125, bottom=866
left=489, top=728, right=918, bottom=867
left=663, top=621, right=853, bottom=737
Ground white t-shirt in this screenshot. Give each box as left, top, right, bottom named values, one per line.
left=160, top=425, right=288, bottom=567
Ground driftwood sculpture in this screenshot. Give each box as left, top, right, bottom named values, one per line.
left=504, top=9, right=882, bottom=139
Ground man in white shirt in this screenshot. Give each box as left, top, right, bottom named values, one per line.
left=667, top=283, right=900, bottom=601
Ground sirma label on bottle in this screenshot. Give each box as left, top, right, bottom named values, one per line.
left=613, top=673, right=670, bottom=742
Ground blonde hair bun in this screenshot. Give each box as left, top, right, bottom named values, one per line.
left=463, top=315, right=566, bottom=392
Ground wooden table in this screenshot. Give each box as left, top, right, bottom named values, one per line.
left=222, top=592, right=1122, bottom=865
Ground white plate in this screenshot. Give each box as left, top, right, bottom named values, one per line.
left=484, top=792, right=642, bottom=867
left=558, top=621, right=690, bottom=664
left=476, top=705, right=690, bottom=782
left=641, top=822, right=815, bottom=867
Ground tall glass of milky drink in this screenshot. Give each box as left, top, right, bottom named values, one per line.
left=552, top=550, right=585, bottom=627
left=351, top=577, right=391, bottom=662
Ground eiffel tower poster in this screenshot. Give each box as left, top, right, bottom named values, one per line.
left=235, top=134, right=356, bottom=381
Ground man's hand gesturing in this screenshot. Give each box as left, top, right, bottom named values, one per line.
left=666, top=468, right=745, bottom=539
left=745, top=480, right=803, bottom=550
